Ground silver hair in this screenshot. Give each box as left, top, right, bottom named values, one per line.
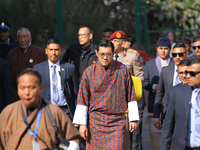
left=17, top=27, right=31, bottom=37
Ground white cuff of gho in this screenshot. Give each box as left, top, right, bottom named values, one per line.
left=68, top=141, right=80, bottom=150
left=73, top=105, right=88, bottom=125
left=128, top=101, right=139, bottom=122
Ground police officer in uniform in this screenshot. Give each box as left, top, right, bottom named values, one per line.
left=110, top=31, right=144, bottom=150
left=0, top=22, right=18, bottom=59
left=110, top=30, right=144, bottom=82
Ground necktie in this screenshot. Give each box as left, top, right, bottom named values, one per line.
left=52, top=65, right=59, bottom=104
left=195, top=89, right=200, bottom=145
left=115, top=54, right=119, bottom=60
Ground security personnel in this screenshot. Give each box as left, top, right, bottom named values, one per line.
left=110, top=30, right=144, bottom=82
left=110, top=31, right=144, bottom=150
left=0, top=22, right=18, bottom=59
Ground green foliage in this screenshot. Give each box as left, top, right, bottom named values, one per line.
left=0, top=0, right=199, bottom=50
left=145, top=0, right=200, bottom=30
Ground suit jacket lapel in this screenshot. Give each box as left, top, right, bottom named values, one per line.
left=184, top=85, right=193, bottom=119
left=153, top=59, right=159, bottom=76
left=45, top=61, right=50, bottom=95
left=60, top=61, right=65, bottom=91
left=169, top=63, right=175, bottom=86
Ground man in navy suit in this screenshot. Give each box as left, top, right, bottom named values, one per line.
left=34, top=38, right=78, bottom=120
left=161, top=56, right=200, bottom=150
left=0, top=58, right=15, bottom=112
left=153, top=43, right=187, bottom=129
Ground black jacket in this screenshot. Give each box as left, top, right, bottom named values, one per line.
left=62, top=42, right=98, bottom=83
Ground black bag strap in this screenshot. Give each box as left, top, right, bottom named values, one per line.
left=44, top=103, right=58, bottom=133
left=21, top=104, right=38, bottom=128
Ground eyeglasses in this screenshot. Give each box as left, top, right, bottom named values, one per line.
left=192, top=46, right=200, bottom=50
left=172, top=52, right=185, bottom=57
left=98, top=52, right=112, bottom=58
left=185, top=71, right=200, bottom=77
left=77, top=33, right=90, bottom=38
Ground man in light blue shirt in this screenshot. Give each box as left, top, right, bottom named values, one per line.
left=161, top=56, right=200, bottom=150
left=34, top=38, right=79, bottom=120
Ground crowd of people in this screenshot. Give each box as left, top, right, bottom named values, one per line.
left=0, top=21, right=200, bottom=150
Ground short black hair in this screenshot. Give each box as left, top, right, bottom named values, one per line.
left=125, top=35, right=135, bottom=47
left=47, top=38, right=61, bottom=45
left=102, top=28, right=114, bottom=33
left=178, top=59, right=190, bottom=67
left=173, top=43, right=186, bottom=52
left=180, top=36, right=191, bottom=45
left=17, top=68, right=42, bottom=85
left=97, top=40, right=114, bottom=52
left=79, top=25, right=93, bottom=34
left=193, top=36, right=200, bottom=43
left=189, top=56, right=200, bottom=65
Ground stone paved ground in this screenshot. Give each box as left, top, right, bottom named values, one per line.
left=142, top=107, right=151, bottom=150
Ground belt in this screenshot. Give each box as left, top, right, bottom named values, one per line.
left=185, top=147, right=200, bottom=150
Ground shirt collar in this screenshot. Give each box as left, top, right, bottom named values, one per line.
left=0, top=38, right=10, bottom=45
left=48, top=60, right=60, bottom=68
left=24, top=42, right=31, bottom=53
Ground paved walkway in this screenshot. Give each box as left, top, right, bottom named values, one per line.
left=141, top=107, right=151, bottom=150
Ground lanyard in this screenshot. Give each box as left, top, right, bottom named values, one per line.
left=26, top=108, right=42, bottom=140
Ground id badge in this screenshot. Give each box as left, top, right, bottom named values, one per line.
left=32, top=140, right=40, bottom=150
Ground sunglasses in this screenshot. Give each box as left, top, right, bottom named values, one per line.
left=172, top=52, right=185, bottom=57
left=192, top=46, right=200, bottom=50
left=185, top=71, right=200, bottom=77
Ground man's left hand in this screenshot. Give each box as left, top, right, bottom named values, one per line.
left=129, top=121, right=138, bottom=132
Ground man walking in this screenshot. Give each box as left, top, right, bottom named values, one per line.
left=73, top=40, right=139, bottom=150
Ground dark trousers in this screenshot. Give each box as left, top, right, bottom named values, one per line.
left=59, top=105, right=72, bottom=120
left=185, top=147, right=200, bottom=150
left=60, top=105, right=86, bottom=149
left=130, top=92, right=145, bottom=150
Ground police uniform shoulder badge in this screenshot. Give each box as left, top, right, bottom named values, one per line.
left=127, top=49, right=137, bottom=53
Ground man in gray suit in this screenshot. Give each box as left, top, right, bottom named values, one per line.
left=144, top=36, right=172, bottom=150
left=34, top=38, right=79, bottom=120
left=153, top=43, right=187, bottom=129
left=161, top=56, right=200, bottom=150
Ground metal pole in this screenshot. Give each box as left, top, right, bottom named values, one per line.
left=56, top=0, right=64, bottom=44
left=135, top=0, right=141, bottom=49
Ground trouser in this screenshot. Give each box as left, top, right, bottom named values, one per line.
left=124, top=113, right=131, bottom=150
left=130, top=93, right=145, bottom=150
left=59, top=105, right=72, bottom=120
left=185, top=147, right=200, bottom=150
left=145, top=114, right=161, bottom=150
left=130, top=119, right=143, bottom=150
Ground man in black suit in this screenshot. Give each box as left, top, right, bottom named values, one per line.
left=153, top=43, right=187, bottom=129
left=161, top=56, right=200, bottom=150
left=0, top=58, right=15, bottom=112
left=144, top=36, right=172, bottom=150
left=34, top=38, right=78, bottom=120
left=62, top=26, right=97, bottom=83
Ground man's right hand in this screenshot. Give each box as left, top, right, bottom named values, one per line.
left=79, top=125, right=88, bottom=140
left=153, top=119, right=161, bottom=130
